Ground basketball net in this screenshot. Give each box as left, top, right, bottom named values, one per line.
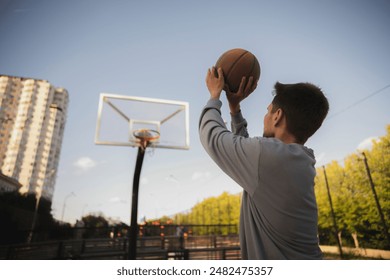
left=133, top=129, right=160, bottom=153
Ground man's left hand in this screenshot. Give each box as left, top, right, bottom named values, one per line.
left=206, top=67, right=224, bottom=100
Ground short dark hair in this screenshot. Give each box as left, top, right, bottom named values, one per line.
left=271, top=82, right=329, bottom=143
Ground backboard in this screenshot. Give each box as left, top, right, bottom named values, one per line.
left=95, top=93, right=190, bottom=150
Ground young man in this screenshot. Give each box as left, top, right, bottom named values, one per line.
left=199, top=67, right=329, bottom=259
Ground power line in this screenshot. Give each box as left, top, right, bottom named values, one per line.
left=327, top=84, right=390, bottom=120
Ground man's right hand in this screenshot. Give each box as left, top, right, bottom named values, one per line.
left=225, top=76, right=258, bottom=114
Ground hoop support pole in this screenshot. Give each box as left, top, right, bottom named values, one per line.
left=128, top=146, right=146, bottom=260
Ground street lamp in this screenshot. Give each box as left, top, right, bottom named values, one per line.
left=61, top=192, right=76, bottom=222
left=27, top=169, right=56, bottom=243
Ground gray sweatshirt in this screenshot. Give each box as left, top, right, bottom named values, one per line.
left=199, top=99, right=322, bottom=260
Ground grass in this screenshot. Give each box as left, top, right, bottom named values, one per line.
left=323, top=252, right=383, bottom=260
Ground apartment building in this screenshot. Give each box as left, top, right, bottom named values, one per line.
left=0, top=75, right=68, bottom=202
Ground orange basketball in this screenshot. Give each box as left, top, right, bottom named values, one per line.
left=215, top=48, right=261, bottom=92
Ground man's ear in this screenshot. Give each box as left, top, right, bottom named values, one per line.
left=273, top=108, right=283, bottom=127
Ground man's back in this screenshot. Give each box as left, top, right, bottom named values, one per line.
left=239, top=138, right=322, bottom=259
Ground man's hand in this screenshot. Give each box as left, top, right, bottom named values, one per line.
left=206, top=67, right=224, bottom=100
left=225, top=76, right=258, bottom=114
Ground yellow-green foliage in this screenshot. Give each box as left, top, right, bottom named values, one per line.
left=315, top=125, right=389, bottom=248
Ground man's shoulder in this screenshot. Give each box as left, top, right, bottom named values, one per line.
left=259, top=137, right=315, bottom=159
left=258, top=137, right=284, bottom=147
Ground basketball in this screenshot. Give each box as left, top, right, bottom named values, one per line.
left=215, top=48, right=261, bottom=92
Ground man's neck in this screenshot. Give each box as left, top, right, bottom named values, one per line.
left=275, top=130, right=302, bottom=145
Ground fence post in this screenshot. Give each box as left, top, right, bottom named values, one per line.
left=222, top=248, right=226, bottom=260
left=81, top=239, right=86, bottom=254
left=361, top=152, right=390, bottom=246
left=6, top=245, right=14, bottom=260
left=322, top=166, right=343, bottom=258
left=161, top=235, right=165, bottom=249
left=183, top=249, right=189, bottom=260
left=56, top=241, right=63, bottom=259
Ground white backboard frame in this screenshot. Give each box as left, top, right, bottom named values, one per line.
left=95, top=93, right=190, bottom=150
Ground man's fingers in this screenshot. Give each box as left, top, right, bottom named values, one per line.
left=206, top=68, right=212, bottom=82
left=237, top=76, right=247, bottom=95
left=218, top=67, right=224, bottom=79
left=244, top=76, right=254, bottom=95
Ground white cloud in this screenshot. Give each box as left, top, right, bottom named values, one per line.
left=109, top=197, right=127, bottom=204
left=357, top=137, right=378, bottom=151
left=141, top=177, right=149, bottom=185
left=73, top=157, right=97, bottom=172
left=315, top=152, right=326, bottom=167
left=192, top=171, right=212, bottom=181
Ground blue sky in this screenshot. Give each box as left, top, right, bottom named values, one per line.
left=0, top=0, right=389, bottom=224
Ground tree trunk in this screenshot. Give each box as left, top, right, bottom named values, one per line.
left=337, top=231, right=343, bottom=247
left=351, top=232, right=360, bottom=248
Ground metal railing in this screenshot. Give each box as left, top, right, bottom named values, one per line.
left=0, top=235, right=241, bottom=260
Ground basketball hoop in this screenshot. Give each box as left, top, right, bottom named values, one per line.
left=133, top=129, right=160, bottom=150
left=95, top=94, right=189, bottom=260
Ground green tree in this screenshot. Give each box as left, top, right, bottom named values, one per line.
left=0, top=191, right=56, bottom=244
left=316, top=124, right=390, bottom=249
left=81, top=214, right=110, bottom=238
left=160, top=192, right=241, bottom=235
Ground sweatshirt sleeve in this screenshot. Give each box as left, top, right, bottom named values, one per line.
left=199, top=99, right=260, bottom=195
left=230, top=110, right=249, bottom=138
